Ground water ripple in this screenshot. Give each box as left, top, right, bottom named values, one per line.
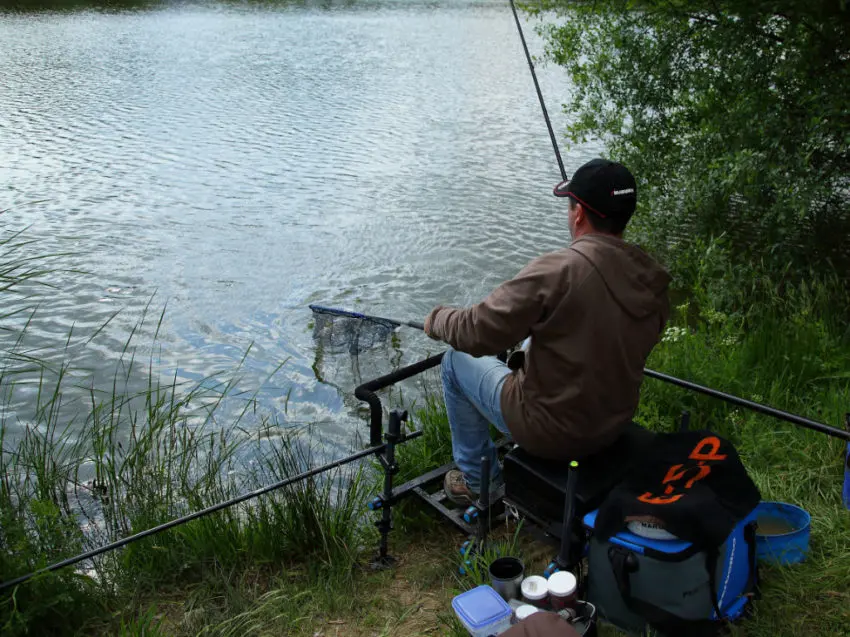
left=0, top=1, right=601, bottom=453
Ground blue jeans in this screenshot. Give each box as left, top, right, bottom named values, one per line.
left=440, top=349, right=512, bottom=492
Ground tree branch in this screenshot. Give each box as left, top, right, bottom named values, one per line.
left=681, top=11, right=785, bottom=44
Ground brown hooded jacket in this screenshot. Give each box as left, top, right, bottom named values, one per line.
left=426, top=234, right=670, bottom=458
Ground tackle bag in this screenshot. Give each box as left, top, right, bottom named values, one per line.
left=583, top=431, right=762, bottom=635
left=583, top=509, right=758, bottom=636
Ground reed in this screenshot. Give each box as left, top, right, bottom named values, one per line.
left=0, top=230, right=377, bottom=635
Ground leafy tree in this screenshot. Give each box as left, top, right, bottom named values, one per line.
left=533, top=0, right=850, bottom=292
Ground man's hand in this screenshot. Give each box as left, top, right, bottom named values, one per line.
left=423, top=312, right=439, bottom=340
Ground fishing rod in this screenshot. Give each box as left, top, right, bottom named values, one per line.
left=0, top=431, right=422, bottom=593
left=508, top=0, right=567, bottom=182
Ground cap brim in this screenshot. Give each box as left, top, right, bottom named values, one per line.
left=553, top=179, right=571, bottom=197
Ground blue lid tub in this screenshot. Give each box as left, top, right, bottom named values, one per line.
left=451, top=585, right=513, bottom=636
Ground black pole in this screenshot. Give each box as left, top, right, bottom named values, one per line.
left=0, top=432, right=421, bottom=593
left=309, top=305, right=424, bottom=331
left=355, top=353, right=444, bottom=446
left=375, top=409, right=405, bottom=566
left=644, top=368, right=850, bottom=442
left=679, top=410, right=691, bottom=433
left=556, top=460, right=580, bottom=570
left=478, top=455, right=491, bottom=547
left=508, top=0, right=567, bottom=181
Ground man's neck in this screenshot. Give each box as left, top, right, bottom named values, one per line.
left=573, top=227, right=624, bottom=241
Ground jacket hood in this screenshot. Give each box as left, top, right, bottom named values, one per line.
left=569, top=234, right=671, bottom=320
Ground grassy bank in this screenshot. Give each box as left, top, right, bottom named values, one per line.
left=0, top=343, right=376, bottom=636
left=0, top=244, right=376, bottom=635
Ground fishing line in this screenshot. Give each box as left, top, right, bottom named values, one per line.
left=508, top=0, right=567, bottom=182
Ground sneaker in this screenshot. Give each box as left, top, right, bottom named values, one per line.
left=444, top=469, right=477, bottom=506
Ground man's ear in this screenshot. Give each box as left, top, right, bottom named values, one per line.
left=574, top=202, right=586, bottom=227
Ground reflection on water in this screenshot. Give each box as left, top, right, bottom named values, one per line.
left=0, top=0, right=600, bottom=455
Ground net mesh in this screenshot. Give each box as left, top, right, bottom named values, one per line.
left=311, top=309, right=399, bottom=355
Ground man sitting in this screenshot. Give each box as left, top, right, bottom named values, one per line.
left=424, top=158, right=671, bottom=505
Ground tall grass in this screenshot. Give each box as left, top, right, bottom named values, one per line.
left=395, top=384, right=454, bottom=485
left=0, top=229, right=377, bottom=636
left=0, top=317, right=375, bottom=634
left=632, top=246, right=850, bottom=635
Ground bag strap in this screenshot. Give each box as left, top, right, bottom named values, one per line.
left=744, top=521, right=760, bottom=599
left=607, top=545, right=719, bottom=636
left=705, top=547, right=723, bottom=619
left=608, top=545, right=636, bottom=600
left=708, top=522, right=761, bottom=620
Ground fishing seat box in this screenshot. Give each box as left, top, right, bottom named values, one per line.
left=502, top=422, right=655, bottom=536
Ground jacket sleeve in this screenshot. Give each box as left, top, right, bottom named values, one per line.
left=425, top=253, right=565, bottom=357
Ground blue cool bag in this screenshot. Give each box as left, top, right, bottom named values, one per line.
left=584, top=509, right=759, bottom=637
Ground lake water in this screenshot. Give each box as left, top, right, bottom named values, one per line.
left=0, top=0, right=599, bottom=454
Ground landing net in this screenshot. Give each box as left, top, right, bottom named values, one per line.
left=310, top=307, right=399, bottom=355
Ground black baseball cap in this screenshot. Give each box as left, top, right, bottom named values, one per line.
left=552, top=158, right=637, bottom=220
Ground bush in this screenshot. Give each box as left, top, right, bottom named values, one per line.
left=534, top=0, right=850, bottom=299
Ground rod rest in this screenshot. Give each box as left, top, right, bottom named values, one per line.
left=355, top=353, right=445, bottom=445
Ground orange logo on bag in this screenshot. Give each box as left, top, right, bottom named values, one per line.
left=637, top=436, right=727, bottom=505
left=688, top=436, right=727, bottom=462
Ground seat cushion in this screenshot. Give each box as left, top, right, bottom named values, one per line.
left=503, top=422, right=656, bottom=526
